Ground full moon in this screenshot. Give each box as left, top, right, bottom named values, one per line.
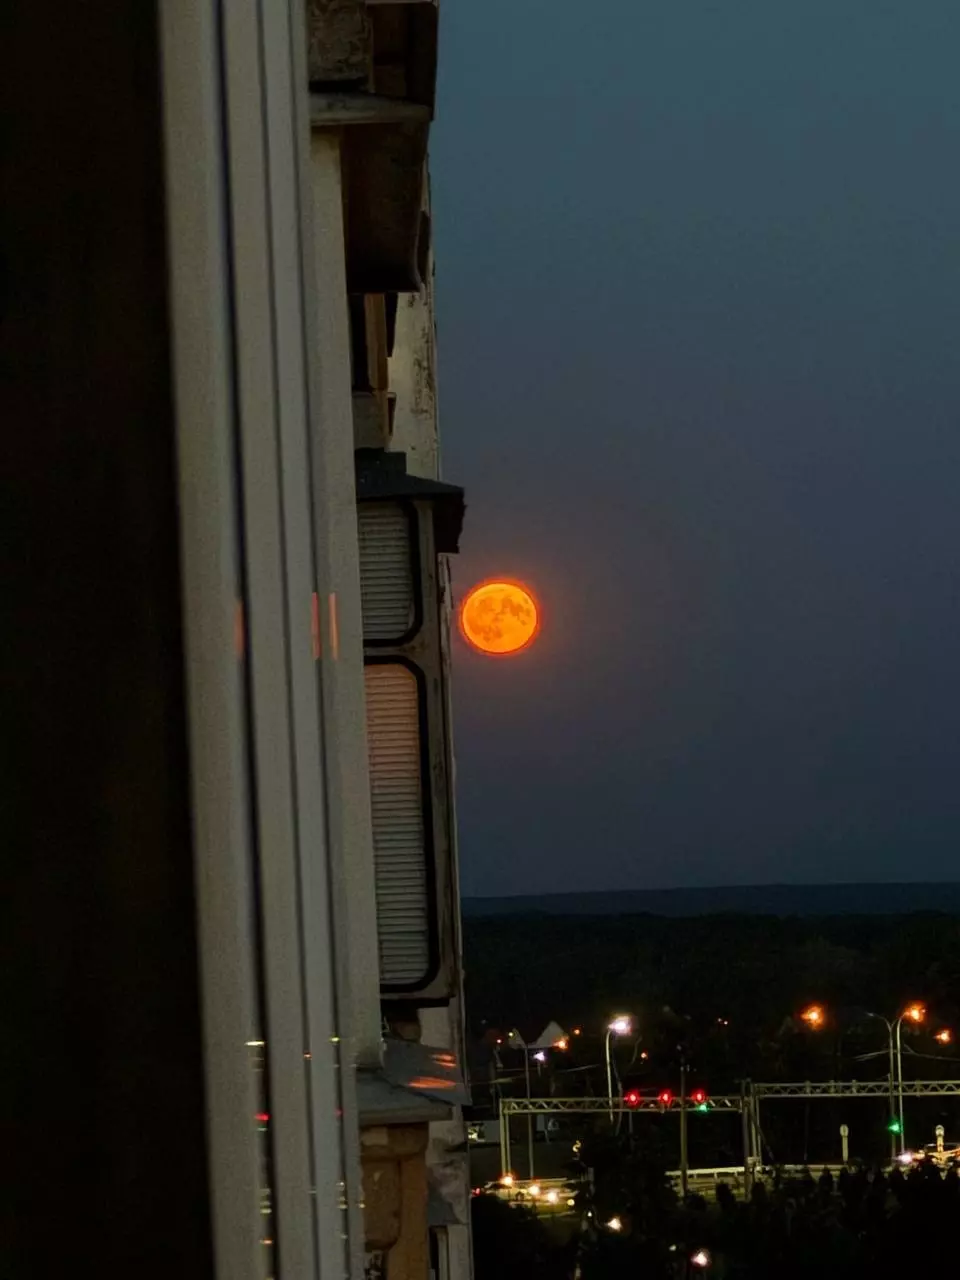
left=458, top=580, right=540, bottom=656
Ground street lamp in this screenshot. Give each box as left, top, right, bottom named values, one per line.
left=895, top=1004, right=924, bottom=1146
left=863, top=1003, right=925, bottom=1154
left=935, top=1028, right=953, bottom=1046
left=802, top=1003, right=926, bottom=1154
left=507, top=1029, right=537, bottom=1180
left=605, top=1016, right=633, bottom=1121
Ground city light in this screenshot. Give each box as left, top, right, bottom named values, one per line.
left=554, top=1036, right=569, bottom=1051
left=658, top=1089, right=674, bottom=1107
left=527, top=1184, right=541, bottom=1199
left=608, top=1016, right=632, bottom=1036
left=936, top=1028, right=953, bottom=1045
left=606, top=1216, right=623, bottom=1233
left=690, top=1248, right=712, bottom=1269
left=572, top=1027, right=582, bottom=1037
left=690, top=1088, right=709, bottom=1111
left=904, top=1003, right=925, bottom=1024
left=624, top=1088, right=642, bottom=1108
left=500, top=1174, right=515, bottom=1188
left=888, top=1118, right=902, bottom=1135
left=545, top=1189, right=559, bottom=1204
left=801, top=1004, right=825, bottom=1029
left=533, top=1050, right=547, bottom=1063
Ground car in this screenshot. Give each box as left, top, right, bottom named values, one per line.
left=896, top=1141, right=960, bottom=1170
left=920, top=1140, right=960, bottom=1168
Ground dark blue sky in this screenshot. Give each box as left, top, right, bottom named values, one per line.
left=431, top=1, right=960, bottom=898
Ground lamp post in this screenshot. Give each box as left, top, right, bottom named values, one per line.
left=679, top=1054, right=689, bottom=1200
left=803, top=1003, right=926, bottom=1155
left=605, top=1016, right=632, bottom=1122
left=860, top=1012, right=898, bottom=1159
left=862, top=1005, right=924, bottom=1155
left=507, top=1030, right=536, bottom=1180
left=894, top=1004, right=925, bottom=1148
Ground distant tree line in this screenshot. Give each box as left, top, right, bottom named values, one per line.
left=465, top=910, right=960, bottom=1083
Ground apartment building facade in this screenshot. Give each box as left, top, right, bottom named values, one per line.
left=4, top=2, right=469, bottom=1278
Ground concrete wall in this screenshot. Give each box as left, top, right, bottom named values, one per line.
left=389, top=207, right=440, bottom=480
left=392, top=202, right=473, bottom=1276
left=362, top=1124, right=430, bottom=1280
left=308, top=12, right=471, bottom=1280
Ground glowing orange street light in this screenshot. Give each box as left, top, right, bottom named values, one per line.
left=935, top=1028, right=952, bottom=1045
left=893, top=1004, right=926, bottom=1150
left=458, top=579, right=540, bottom=656
left=801, top=1005, right=826, bottom=1029
left=554, top=1036, right=569, bottom=1051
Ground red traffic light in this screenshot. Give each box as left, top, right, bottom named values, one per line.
left=657, top=1089, right=674, bottom=1107
left=690, top=1089, right=708, bottom=1106
left=623, top=1089, right=642, bottom=1109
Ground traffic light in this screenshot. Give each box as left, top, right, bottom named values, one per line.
left=690, top=1088, right=709, bottom=1111
left=623, top=1089, right=642, bottom=1109
left=657, top=1089, right=674, bottom=1107
left=888, top=1117, right=902, bottom=1135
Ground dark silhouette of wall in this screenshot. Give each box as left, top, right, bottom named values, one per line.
left=0, top=5, right=213, bottom=1273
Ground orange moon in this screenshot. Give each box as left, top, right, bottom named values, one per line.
left=458, top=580, right=540, bottom=656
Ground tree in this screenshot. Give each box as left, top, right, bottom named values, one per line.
left=470, top=1194, right=567, bottom=1280
left=574, top=1133, right=678, bottom=1280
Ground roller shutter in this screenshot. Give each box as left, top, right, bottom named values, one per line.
left=364, top=662, right=430, bottom=986
left=358, top=503, right=416, bottom=643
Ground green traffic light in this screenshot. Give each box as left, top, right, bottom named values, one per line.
left=888, top=1118, right=901, bottom=1134
left=697, top=1103, right=709, bottom=1112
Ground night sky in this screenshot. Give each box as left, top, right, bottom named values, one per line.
left=431, top=1, right=960, bottom=898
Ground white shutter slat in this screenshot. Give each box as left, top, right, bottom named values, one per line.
left=364, top=663, right=430, bottom=986
left=358, top=504, right=416, bottom=642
